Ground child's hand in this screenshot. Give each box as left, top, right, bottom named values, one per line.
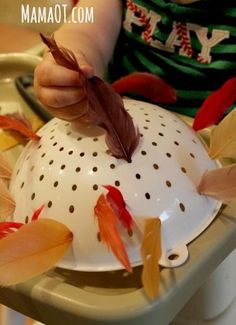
left=34, top=50, right=94, bottom=120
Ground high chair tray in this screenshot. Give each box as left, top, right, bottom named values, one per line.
left=0, top=201, right=235, bottom=325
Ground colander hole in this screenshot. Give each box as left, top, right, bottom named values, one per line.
left=115, top=180, right=120, bottom=187
left=48, top=201, right=52, bottom=208
left=92, top=167, right=98, bottom=172
left=166, top=152, right=172, bottom=158
left=181, top=167, right=187, bottom=173
left=75, top=167, right=81, bottom=173
left=39, top=175, right=44, bottom=181
left=54, top=181, right=59, bottom=187
left=158, top=132, right=164, bottom=137
left=110, top=164, right=115, bottom=169
left=93, top=184, right=98, bottom=191
left=145, top=193, right=151, bottom=200
left=49, top=160, right=54, bottom=165
left=80, top=152, right=85, bottom=157
left=153, top=163, right=159, bottom=170
left=31, top=193, right=35, bottom=200
left=61, top=164, right=66, bottom=170
left=59, top=147, right=64, bottom=152
left=190, top=153, right=195, bottom=158
left=152, top=141, right=157, bottom=146
left=174, top=141, right=179, bottom=146
left=69, top=205, right=74, bottom=213
left=136, top=173, right=141, bottom=179
left=179, top=203, right=185, bottom=212
left=141, top=150, right=147, bottom=155
left=166, top=180, right=172, bottom=187
left=93, top=152, right=98, bottom=157
left=72, top=184, right=77, bottom=191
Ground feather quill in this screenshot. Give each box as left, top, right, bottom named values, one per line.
left=0, top=218, right=73, bottom=286
left=0, top=153, right=12, bottom=180
left=112, top=72, right=177, bottom=104
left=193, top=77, right=236, bottom=131
left=197, top=164, right=236, bottom=201
left=141, top=218, right=161, bottom=300
left=0, top=180, right=15, bottom=220
left=94, top=194, right=132, bottom=272
left=40, top=33, right=140, bottom=162
left=208, top=108, right=236, bottom=159
left=0, top=115, right=40, bottom=141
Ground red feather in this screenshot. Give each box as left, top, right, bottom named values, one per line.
left=0, top=115, right=40, bottom=141
left=193, top=77, right=236, bottom=131
left=104, top=185, right=133, bottom=233
left=40, top=34, right=140, bottom=162
left=0, top=222, right=24, bottom=240
left=112, top=72, right=177, bottom=104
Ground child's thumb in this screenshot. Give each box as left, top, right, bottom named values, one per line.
left=75, top=51, right=94, bottom=79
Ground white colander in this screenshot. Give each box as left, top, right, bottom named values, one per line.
left=9, top=99, right=221, bottom=270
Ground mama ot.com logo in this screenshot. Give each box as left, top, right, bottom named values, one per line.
left=21, top=4, right=94, bottom=24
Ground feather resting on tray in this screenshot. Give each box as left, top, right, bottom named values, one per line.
left=0, top=218, right=73, bottom=286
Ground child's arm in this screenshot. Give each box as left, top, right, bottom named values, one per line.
left=34, top=0, right=122, bottom=117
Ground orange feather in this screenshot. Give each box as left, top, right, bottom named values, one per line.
left=141, top=218, right=162, bottom=300
left=0, top=219, right=73, bottom=286
left=0, top=115, right=40, bottom=141
left=94, top=194, right=132, bottom=273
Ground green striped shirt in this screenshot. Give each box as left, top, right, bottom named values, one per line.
left=108, top=0, right=236, bottom=116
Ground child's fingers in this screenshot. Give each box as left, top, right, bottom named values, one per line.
left=35, top=86, right=85, bottom=108
left=35, top=61, right=81, bottom=87
left=43, top=98, right=88, bottom=121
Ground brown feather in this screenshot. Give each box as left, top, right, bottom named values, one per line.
left=40, top=34, right=140, bottom=162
